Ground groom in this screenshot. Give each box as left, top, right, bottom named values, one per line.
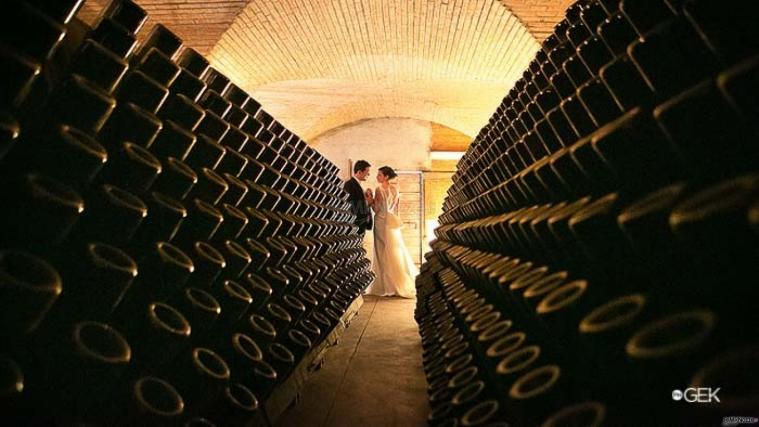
left=344, top=160, right=373, bottom=235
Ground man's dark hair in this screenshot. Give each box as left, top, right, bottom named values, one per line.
left=354, top=160, right=371, bottom=174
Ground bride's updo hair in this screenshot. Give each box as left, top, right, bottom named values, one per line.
left=379, top=166, right=397, bottom=180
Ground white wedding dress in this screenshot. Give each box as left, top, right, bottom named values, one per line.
left=367, top=184, right=418, bottom=298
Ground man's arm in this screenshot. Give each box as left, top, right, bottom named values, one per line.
left=342, top=179, right=353, bottom=195
left=343, top=180, right=364, bottom=205
left=344, top=180, right=367, bottom=226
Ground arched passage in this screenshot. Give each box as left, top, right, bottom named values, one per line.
left=208, top=0, right=541, bottom=140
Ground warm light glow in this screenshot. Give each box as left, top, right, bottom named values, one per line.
left=425, top=219, right=439, bottom=255
left=430, top=151, right=465, bottom=161
left=208, top=0, right=540, bottom=139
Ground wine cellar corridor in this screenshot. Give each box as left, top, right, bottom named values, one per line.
left=2, top=0, right=758, bottom=426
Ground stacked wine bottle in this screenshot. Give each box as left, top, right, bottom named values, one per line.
left=416, top=0, right=759, bottom=425
left=1, top=0, right=373, bottom=425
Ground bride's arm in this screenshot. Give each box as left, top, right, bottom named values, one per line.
left=388, top=186, right=400, bottom=214
left=370, top=186, right=382, bottom=213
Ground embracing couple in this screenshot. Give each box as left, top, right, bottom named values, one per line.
left=343, top=160, right=417, bottom=298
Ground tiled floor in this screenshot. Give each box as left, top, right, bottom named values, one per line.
left=276, top=295, right=429, bottom=427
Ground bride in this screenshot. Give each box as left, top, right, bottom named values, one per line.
left=366, top=166, right=418, bottom=298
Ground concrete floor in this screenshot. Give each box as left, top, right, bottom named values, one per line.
left=276, top=296, right=430, bottom=427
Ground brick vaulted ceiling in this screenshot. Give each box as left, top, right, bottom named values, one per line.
left=78, top=0, right=573, bottom=140
left=78, top=0, right=252, bottom=54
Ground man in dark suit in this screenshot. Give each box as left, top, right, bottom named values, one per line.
left=343, top=160, right=373, bottom=235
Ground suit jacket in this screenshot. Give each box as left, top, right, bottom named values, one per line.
left=343, top=177, right=372, bottom=233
